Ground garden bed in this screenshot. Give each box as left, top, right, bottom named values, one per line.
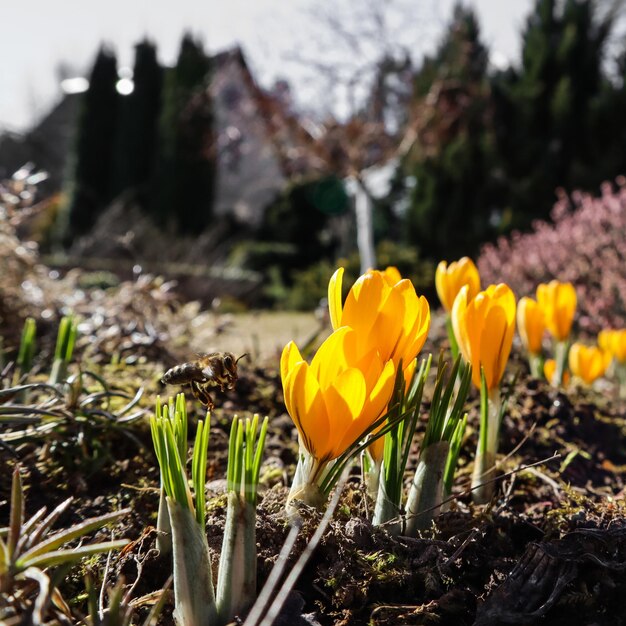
left=2, top=296, right=626, bottom=625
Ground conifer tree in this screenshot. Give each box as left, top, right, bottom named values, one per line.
left=66, top=46, right=119, bottom=239
left=405, top=5, right=495, bottom=260
left=491, top=0, right=615, bottom=227
left=152, top=33, right=215, bottom=233
left=590, top=45, right=626, bottom=181
left=112, top=39, right=163, bottom=202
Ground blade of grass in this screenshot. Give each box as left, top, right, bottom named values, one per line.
left=23, top=540, right=130, bottom=569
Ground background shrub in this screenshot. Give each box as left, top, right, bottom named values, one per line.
left=478, top=179, right=626, bottom=335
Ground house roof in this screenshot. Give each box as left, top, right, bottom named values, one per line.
left=0, top=93, right=80, bottom=193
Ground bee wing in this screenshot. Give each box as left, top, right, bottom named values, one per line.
left=201, top=364, right=216, bottom=380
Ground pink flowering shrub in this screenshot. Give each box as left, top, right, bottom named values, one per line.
left=478, top=178, right=626, bottom=335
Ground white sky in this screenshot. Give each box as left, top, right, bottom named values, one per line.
left=0, top=0, right=532, bottom=132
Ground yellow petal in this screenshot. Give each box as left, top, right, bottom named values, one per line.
left=282, top=357, right=299, bottom=421
left=367, top=284, right=405, bottom=362
left=436, top=257, right=481, bottom=312
left=451, top=285, right=471, bottom=364
left=569, top=343, right=608, bottom=384
left=555, top=283, right=577, bottom=341
left=464, top=293, right=489, bottom=388
left=568, top=343, right=582, bottom=378
left=435, top=261, right=450, bottom=311
left=368, top=428, right=386, bottom=463
left=335, top=359, right=395, bottom=457
left=516, top=297, right=530, bottom=349
left=403, top=358, right=418, bottom=394
left=395, top=291, right=431, bottom=363
left=495, top=285, right=516, bottom=370
left=615, top=331, right=626, bottom=362
left=569, top=343, right=588, bottom=383
left=341, top=271, right=388, bottom=336
left=285, top=361, right=330, bottom=458
left=324, top=367, right=367, bottom=458
left=480, top=304, right=508, bottom=390
left=355, top=347, right=385, bottom=391
left=597, top=329, right=612, bottom=352
left=310, top=327, right=353, bottom=390
left=517, top=296, right=545, bottom=355
left=459, top=257, right=481, bottom=301
left=280, top=340, right=304, bottom=385
left=495, top=284, right=517, bottom=354
left=358, top=358, right=396, bottom=433
left=343, top=360, right=397, bottom=458
left=535, top=284, right=544, bottom=305
left=382, top=266, right=402, bottom=286
left=328, top=267, right=344, bottom=330
left=284, top=361, right=308, bottom=428
left=537, top=281, right=576, bottom=341
left=331, top=367, right=367, bottom=418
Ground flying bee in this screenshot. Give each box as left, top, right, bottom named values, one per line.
left=161, top=352, right=247, bottom=409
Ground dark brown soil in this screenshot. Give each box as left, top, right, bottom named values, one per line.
left=3, top=334, right=626, bottom=626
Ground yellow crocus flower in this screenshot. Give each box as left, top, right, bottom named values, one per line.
left=517, top=296, right=545, bottom=355
left=568, top=343, right=610, bottom=385
left=328, top=267, right=428, bottom=483
left=451, top=283, right=516, bottom=391
left=281, top=326, right=396, bottom=468
left=536, top=280, right=577, bottom=342
left=598, top=329, right=626, bottom=364
left=543, top=359, right=570, bottom=386
left=598, top=329, right=613, bottom=353
left=453, top=283, right=516, bottom=505
left=328, top=267, right=430, bottom=370
left=435, top=257, right=481, bottom=313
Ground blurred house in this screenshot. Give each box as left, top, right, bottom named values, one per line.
left=210, top=48, right=318, bottom=227
left=0, top=94, right=81, bottom=195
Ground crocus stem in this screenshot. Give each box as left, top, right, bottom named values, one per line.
left=286, top=481, right=326, bottom=511
left=471, top=448, right=496, bottom=504
left=48, top=359, right=67, bottom=386
left=553, top=341, right=569, bottom=386
left=156, top=484, right=172, bottom=555
left=618, top=364, right=626, bottom=400
left=286, top=452, right=327, bottom=511
left=286, top=449, right=309, bottom=503
left=216, top=492, right=256, bottom=623
left=168, top=498, right=216, bottom=626
left=363, top=454, right=381, bottom=503
left=405, top=440, right=449, bottom=535
left=445, top=316, right=459, bottom=361
left=529, top=353, right=543, bottom=378
left=471, top=388, right=501, bottom=504
left=372, top=462, right=401, bottom=533
left=49, top=316, right=77, bottom=385
left=443, top=413, right=467, bottom=498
